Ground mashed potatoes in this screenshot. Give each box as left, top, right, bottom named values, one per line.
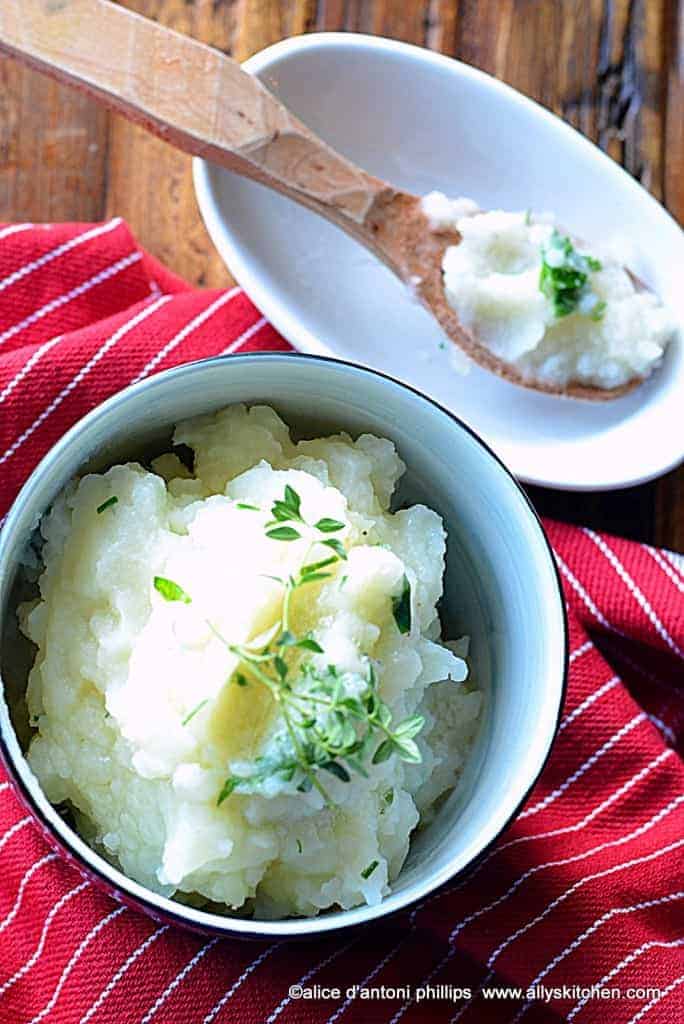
left=422, top=192, right=675, bottom=390
left=21, top=405, right=481, bottom=917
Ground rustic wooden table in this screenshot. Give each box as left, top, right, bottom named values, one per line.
left=1, top=1, right=681, bottom=549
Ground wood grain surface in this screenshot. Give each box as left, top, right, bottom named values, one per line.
left=0, top=0, right=681, bottom=548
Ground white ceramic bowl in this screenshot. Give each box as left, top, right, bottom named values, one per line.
left=0, top=354, right=567, bottom=937
left=194, top=32, right=684, bottom=492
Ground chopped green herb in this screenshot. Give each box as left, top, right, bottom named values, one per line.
left=590, top=299, right=607, bottom=322
left=539, top=229, right=603, bottom=318
left=392, top=575, right=411, bottom=635
left=296, top=838, right=303, bottom=854
left=235, top=673, right=249, bottom=687
left=266, top=525, right=301, bottom=542
left=96, top=495, right=118, bottom=514
left=384, top=788, right=394, bottom=806
left=361, top=860, right=379, bottom=880
left=182, top=699, right=208, bottom=726
left=236, top=502, right=260, bottom=511
left=153, top=576, right=192, bottom=604
left=217, top=777, right=240, bottom=805
left=314, top=518, right=345, bottom=533
left=322, top=538, right=347, bottom=560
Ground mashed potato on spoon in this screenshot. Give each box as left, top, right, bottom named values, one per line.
left=22, top=405, right=481, bottom=917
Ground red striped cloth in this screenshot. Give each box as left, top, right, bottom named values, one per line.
left=0, top=220, right=681, bottom=1024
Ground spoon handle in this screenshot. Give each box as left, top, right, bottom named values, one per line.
left=0, top=0, right=395, bottom=247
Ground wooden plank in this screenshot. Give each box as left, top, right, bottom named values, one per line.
left=0, top=55, right=107, bottom=221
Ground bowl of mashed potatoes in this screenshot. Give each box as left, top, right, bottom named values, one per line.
left=0, top=354, right=567, bottom=937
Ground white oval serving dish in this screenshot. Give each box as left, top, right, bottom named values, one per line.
left=194, top=32, right=684, bottom=491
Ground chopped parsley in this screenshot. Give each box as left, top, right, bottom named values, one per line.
left=392, top=575, right=412, bottom=635
left=96, top=496, right=118, bottom=514
left=153, top=576, right=192, bottom=604
left=539, top=229, right=603, bottom=319
left=361, top=860, right=379, bottom=880
left=182, top=699, right=209, bottom=726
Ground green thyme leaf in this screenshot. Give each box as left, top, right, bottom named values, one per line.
left=274, top=655, right=288, bottom=681
left=96, top=495, right=118, bottom=514
left=372, top=738, right=394, bottom=764
left=394, top=714, right=425, bottom=740
left=384, top=788, right=394, bottom=805
left=235, top=673, right=248, bottom=687
left=392, top=575, right=411, bottom=635
left=236, top=502, right=260, bottom=511
left=299, top=571, right=332, bottom=584
left=153, top=576, right=192, bottom=604
left=314, top=518, right=345, bottom=533
left=296, top=636, right=324, bottom=653
left=590, top=300, right=607, bottom=321
left=394, top=737, right=422, bottom=764
left=296, top=838, right=303, bottom=854
left=321, top=761, right=350, bottom=782
left=361, top=859, right=379, bottom=880
left=302, top=556, right=338, bottom=574
left=322, top=538, right=347, bottom=560
left=217, top=776, right=240, bottom=805
left=266, top=526, right=301, bottom=542
left=182, top=699, right=209, bottom=726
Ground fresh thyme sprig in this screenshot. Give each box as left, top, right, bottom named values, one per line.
left=153, top=485, right=424, bottom=807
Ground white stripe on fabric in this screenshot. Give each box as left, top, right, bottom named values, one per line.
left=266, top=938, right=357, bottom=1024
left=584, top=529, right=684, bottom=659
left=509, top=891, right=684, bottom=1022
left=0, top=816, right=32, bottom=855
left=26, top=906, right=127, bottom=1024
left=0, top=224, right=35, bottom=242
left=372, top=749, right=675, bottom=1014
left=451, top=844, right=684, bottom=1024
left=138, top=938, right=219, bottom=1024
left=0, top=295, right=171, bottom=469
left=645, top=546, right=684, bottom=594
left=647, top=713, right=677, bottom=746
left=662, top=549, right=684, bottom=577
left=130, top=287, right=240, bottom=384
left=0, top=219, right=122, bottom=294
left=0, top=250, right=143, bottom=350
left=202, top=943, right=280, bottom=1024
left=0, top=335, right=63, bottom=408
left=78, top=926, right=170, bottom=1024
left=0, top=880, right=90, bottom=997
left=625, top=973, right=684, bottom=1024
left=390, top=802, right=684, bottom=1024
left=554, top=551, right=613, bottom=631
left=567, top=936, right=684, bottom=1021
left=518, top=713, right=646, bottom=819
left=559, top=676, right=619, bottom=732
left=569, top=640, right=594, bottom=663
left=221, top=315, right=268, bottom=355
left=327, top=937, right=406, bottom=1024
left=0, top=853, right=58, bottom=934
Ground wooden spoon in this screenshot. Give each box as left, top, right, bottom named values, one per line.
left=0, top=0, right=641, bottom=400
